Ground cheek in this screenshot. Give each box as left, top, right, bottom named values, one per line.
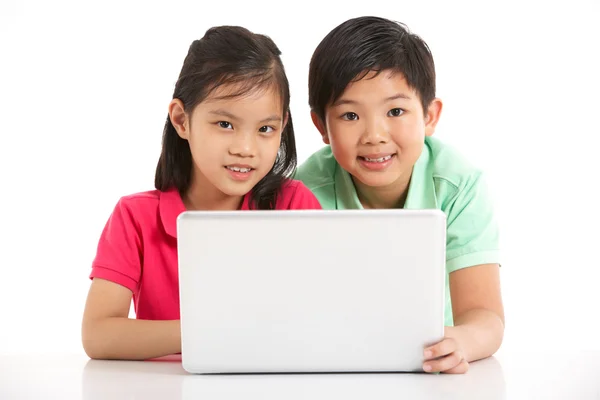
left=330, top=136, right=358, bottom=165
left=260, top=136, right=282, bottom=166
left=328, top=123, right=358, bottom=153
left=390, top=118, right=425, bottom=145
left=189, top=134, right=222, bottom=170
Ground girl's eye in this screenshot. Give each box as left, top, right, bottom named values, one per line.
left=342, top=112, right=358, bottom=121
left=388, top=108, right=404, bottom=117
left=259, top=125, right=274, bottom=133
left=218, top=121, right=233, bottom=129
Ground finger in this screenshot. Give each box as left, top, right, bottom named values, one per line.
left=423, top=351, right=463, bottom=373
left=443, top=359, right=469, bottom=374
left=424, top=338, right=457, bottom=360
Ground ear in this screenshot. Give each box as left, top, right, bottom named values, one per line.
left=310, top=111, right=330, bottom=145
left=168, top=99, right=190, bottom=140
left=424, top=98, right=443, bottom=137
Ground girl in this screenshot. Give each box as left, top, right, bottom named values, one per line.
left=82, top=26, right=321, bottom=360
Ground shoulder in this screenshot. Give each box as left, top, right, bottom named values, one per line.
left=105, top=189, right=165, bottom=232
left=276, top=179, right=322, bottom=209
left=294, top=146, right=338, bottom=191
left=117, top=190, right=162, bottom=207
left=425, top=139, right=500, bottom=269
left=294, top=146, right=339, bottom=208
left=426, top=136, right=483, bottom=187
left=92, top=190, right=166, bottom=292
left=94, top=190, right=161, bottom=259
left=113, top=190, right=162, bottom=215
left=424, top=137, right=489, bottom=209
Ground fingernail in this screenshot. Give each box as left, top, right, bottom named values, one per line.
left=423, top=364, right=432, bottom=372
left=424, top=350, right=432, bottom=358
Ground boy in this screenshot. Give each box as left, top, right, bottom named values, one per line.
left=295, top=16, right=504, bottom=374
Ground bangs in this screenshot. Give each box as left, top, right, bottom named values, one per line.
left=203, top=68, right=286, bottom=111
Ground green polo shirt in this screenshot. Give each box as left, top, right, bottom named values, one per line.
left=295, top=136, right=500, bottom=326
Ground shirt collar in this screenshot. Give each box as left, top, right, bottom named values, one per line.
left=404, top=143, right=438, bottom=210
left=159, top=188, right=252, bottom=238
left=159, top=188, right=186, bottom=238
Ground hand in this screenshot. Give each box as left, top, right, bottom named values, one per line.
left=422, top=330, right=469, bottom=374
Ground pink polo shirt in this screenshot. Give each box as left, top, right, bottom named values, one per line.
left=90, top=180, right=321, bottom=321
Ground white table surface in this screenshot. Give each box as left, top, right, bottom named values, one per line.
left=1, top=351, right=599, bottom=399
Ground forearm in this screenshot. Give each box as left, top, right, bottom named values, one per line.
left=448, top=308, right=504, bottom=362
left=82, top=318, right=181, bottom=360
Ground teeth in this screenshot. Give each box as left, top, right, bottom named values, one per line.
left=227, top=166, right=251, bottom=173
left=363, top=155, right=392, bottom=163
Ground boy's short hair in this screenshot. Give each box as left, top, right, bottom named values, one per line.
left=309, top=16, right=436, bottom=122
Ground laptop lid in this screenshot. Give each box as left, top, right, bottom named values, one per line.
left=177, top=209, right=446, bottom=373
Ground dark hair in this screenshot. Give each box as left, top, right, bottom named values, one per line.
left=155, top=26, right=296, bottom=210
left=309, top=16, right=436, bottom=122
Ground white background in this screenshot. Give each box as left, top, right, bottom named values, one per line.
left=1, top=0, right=599, bottom=358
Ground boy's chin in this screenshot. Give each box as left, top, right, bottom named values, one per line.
left=351, top=171, right=404, bottom=189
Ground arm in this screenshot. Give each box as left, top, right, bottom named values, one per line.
left=422, top=171, right=503, bottom=373
left=82, top=278, right=181, bottom=360
left=447, top=263, right=504, bottom=362
left=423, top=263, right=504, bottom=373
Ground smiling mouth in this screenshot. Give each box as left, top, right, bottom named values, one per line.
left=225, top=166, right=254, bottom=173
left=358, top=154, right=396, bottom=163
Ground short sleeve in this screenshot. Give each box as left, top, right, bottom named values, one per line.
left=445, top=173, right=500, bottom=273
left=288, top=181, right=322, bottom=210
left=90, top=198, right=143, bottom=293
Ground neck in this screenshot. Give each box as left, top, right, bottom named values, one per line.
left=183, top=172, right=243, bottom=211
left=352, top=172, right=412, bottom=210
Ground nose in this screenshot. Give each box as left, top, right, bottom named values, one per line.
left=229, top=130, right=257, bottom=158
left=360, top=117, right=389, bottom=145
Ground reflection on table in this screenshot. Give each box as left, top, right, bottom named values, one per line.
left=81, top=354, right=506, bottom=400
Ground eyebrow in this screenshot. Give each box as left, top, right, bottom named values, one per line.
left=208, top=109, right=281, bottom=124
left=332, top=93, right=412, bottom=107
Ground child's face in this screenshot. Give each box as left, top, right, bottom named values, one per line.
left=315, top=70, right=441, bottom=201
left=175, top=84, right=286, bottom=200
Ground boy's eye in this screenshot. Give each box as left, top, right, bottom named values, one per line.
left=218, top=121, right=233, bottom=129
left=342, top=112, right=358, bottom=121
left=259, top=125, right=274, bottom=133
left=388, top=108, right=404, bottom=117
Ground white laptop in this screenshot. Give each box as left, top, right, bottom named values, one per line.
left=177, top=209, right=446, bottom=374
